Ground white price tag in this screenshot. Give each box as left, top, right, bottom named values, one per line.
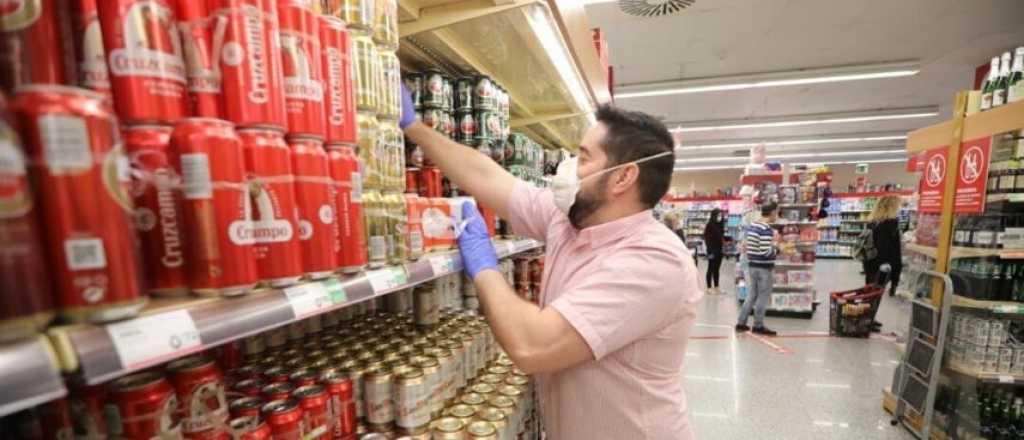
left=107, top=310, right=201, bottom=369
left=429, top=255, right=458, bottom=276
left=998, top=375, right=1014, bottom=384
left=367, top=267, right=408, bottom=294
left=284, top=282, right=333, bottom=318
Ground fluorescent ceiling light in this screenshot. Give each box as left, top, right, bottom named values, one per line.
left=676, top=133, right=907, bottom=151
left=526, top=4, right=595, bottom=121
left=675, top=149, right=906, bottom=164
left=669, top=108, right=938, bottom=133
left=617, top=61, right=919, bottom=99
left=673, top=157, right=908, bottom=172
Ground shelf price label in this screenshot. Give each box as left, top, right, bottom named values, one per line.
left=998, top=375, right=1015, bottom=384
left=429, top=255, right=460, bottom=276
left=993, top=304, right=1023, bottom=315
left=284, top=282, right=333, bottom=319
left=322, top=278, right=347, bottom=304
left=107, top=310, right=201, bottom=370
left=367, top=267, right=408, bottom=294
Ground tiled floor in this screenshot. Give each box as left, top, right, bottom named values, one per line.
left=684, top=258, right=917, bottom=439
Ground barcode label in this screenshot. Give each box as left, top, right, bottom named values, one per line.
left=64, top=238, right=107, bottom=270
left=350, top=172, right=362, bottom=202
left=369, top=236, right=386, bottom=260
left=108, top=310, right=202, bottom=369
left=367, top=267, right=408, bottom=294
left=180, top=153, right=213, bottom=200
left=284, top=282, right=332, bottom=318
left=39, top=115, right=92, bottom=170
left=429, top=254, right=458, bottom=276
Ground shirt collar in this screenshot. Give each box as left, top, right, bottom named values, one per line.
left=576, top=209, right=654, bottom=248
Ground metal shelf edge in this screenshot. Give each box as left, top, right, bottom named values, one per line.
left=62, top=239, right=542, bottom=385
left=0, top=336, right=67, bottom=417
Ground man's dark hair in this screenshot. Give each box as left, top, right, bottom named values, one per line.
left=594, top=104, right=675, bottom=208
left=761, top=201, right=778, bottom=216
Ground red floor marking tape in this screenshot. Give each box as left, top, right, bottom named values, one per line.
left=773, top=332, right=832, bottom=339
left=746, top=332, right=795, bottom=355
left=690, top=335, right=732, bottom=340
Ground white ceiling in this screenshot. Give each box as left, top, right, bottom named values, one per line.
left=584, top=0, right=1024, bottom=167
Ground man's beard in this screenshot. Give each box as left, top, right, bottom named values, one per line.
left=568, top=175, right=607, bottom=229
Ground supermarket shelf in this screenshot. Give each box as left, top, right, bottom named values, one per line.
left=397, top=0, right=601, bottom=150
left=946, top=360, right=1024, bottom=384
left=49, top=239, right=543, bottom=385
left=842, top=219, right=871, bottom=223
left=774, top=262, right=815, bottom=268
left=817, top=254, right=853, bottom=259
left=950, top=294, right=1024, bottom=315
left=817, top=225, right=841, bottom=228
left=907, top=99, right=1024, bottom=153
left=0, top=336, right=67, bottom=417
left=779, top=203, right=816, bottom=208
left=905, top=243, right=937, bottom=258
left=770, top=221, right=818, bottom=226
left=987, top=193, right=1024, bottom=203
left=841, top=209, right=872, bottom=213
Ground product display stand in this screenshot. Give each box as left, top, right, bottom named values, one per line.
left=661, top=196, right=742, bottom=257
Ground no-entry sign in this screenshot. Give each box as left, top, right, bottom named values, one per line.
left=918, top=147, right=947, bottom=213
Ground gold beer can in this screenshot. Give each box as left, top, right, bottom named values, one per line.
left=343, top=0, right=376, bottom=32
left=432, top=416, right=468, bottom=440
left=362, top=190, right=388, bottom=268
left=352, top=34, right=380, bottom=111
left=373, top=0, right=399, bottom=50
left=377, top=50, right=402, bottom=120
left=357, top=112, right=381, bottom=189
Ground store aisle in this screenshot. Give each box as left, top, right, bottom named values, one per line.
left=684, top=259, right=915, bottom=439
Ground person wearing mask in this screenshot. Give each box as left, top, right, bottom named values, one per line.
left=736, top=202, right=779, bottom=336
left=703, top=209, right=725, bottom=294
left=864, top=195, right=903, bottom=296
left=398, top=88, right=703, bottom=440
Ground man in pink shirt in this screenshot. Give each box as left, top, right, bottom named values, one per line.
left=400, top=90, right=702, bottom=439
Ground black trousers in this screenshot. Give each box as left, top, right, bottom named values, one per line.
left=864, top=259, right=902, bottom=294
left=706, top=254, right=723, bottom=288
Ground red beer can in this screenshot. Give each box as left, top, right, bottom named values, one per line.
left=294, top=385, right=330, bottom=439
left=167, top=355, right=229, bottom=435
left=0, top=95, right=55, bottom=341
left=229, top=396, right=264, bottom=419
left=289, top=135, right=337, bottom=278
left=261, top=399, right=305, bottom=440
left=289, top=368, right=319, bottom=387
left=324, top=144, right=366, bottom=273
left=124, top=124, right=188, bottom=297
left=229, top=416, right=273, bottom=440
left=108, top=371, right=182, bottom=439
left=212, top=0, right=287, bottom=128
left=68, top=382, right=109, bottom=439
left=39, top=397, right=75, bottom=440
left=262, top=381, right=297, bottom=402
left=176, top=0, right=222, bottom=117
left=0, top=0, right=75, bottom=92
left=12, top=85, right=146, bottom=323
left=95, top=0, right=188, bottom=123
left=218, top=340, right=244, bottom=371
left=320, top=370, right=356, bottom=439
left=420, top=166, right=442, bottom=198
left=263, top=365, right=291, bottom=384
left=405, top=168, right=420, bottom=195
left=170, top=117, right=259, bottom=296
left=232, top=378, right=266, bottom=398
left=239, top=127, right=303, bottom=286
left=71, top=0, right=112, bottom=98
left=318, top=16, right=356, bottom=145
left=278, top=1, right=325, bottom=137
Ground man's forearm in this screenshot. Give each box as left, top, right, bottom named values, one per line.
left=471, top=270, right=592, bottom=374
left=404, top=122, right=516, bottom=219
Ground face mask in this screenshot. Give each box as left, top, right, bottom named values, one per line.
left=551, top=151, right=674, bottom=215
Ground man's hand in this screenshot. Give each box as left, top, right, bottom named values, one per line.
left=457, top=201, right=498, bottom=279
left=399, top=83, right=416, bottom=129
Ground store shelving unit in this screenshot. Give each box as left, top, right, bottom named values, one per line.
left=661, top=196, right=743, bottom=258
left=397, top=0, right=608, bottom=150
left=45, top=239, right=541, bottom=386
left=883, top=95, right=1024, bottom=439
left=816, top=191, right=916, bottom=259
left=0, top=336, right=67, bottom=417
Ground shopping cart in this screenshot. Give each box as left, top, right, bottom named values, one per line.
left=829, top=268, right=890, bottom=338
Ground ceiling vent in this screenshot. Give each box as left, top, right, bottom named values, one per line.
left=618, top=0, right=695, bottom=17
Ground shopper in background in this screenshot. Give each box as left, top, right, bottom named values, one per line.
left=703, top=209, right=725, bottom=294
left=864, top=195, right=903, bottom=297
left=399, top=87, right=702, bottom=440
left=736, top=202, right=779, bottom=336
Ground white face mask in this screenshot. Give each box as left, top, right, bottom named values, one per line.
left=551, top=151, right=674, bottom=215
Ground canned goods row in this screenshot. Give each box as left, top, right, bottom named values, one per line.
left=406, top=72, right=509, bottom=115
left=1, top=0, right=362, bottom=143
left=357, top=115, right=406, bottom=191
left=319, top=0, right=399, bottom=51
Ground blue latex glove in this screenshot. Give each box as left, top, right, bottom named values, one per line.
left=457, top=201, right=498, bottom=279
left=399, top=83, right=416, bottom=129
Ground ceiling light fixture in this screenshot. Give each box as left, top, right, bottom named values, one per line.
left=675, top=133, right=908, bottom=151
left=525, top=4, right=595, bottom=123
left=675, top=149, right=906, bottom=164
left=672, top=157, right=909, bottom=172
left=668, top=108, right=939, bottom=133
left=617, top=61, right=919, bottom=99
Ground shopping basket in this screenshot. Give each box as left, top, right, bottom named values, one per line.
left=828, top=285, right=884, bottom=337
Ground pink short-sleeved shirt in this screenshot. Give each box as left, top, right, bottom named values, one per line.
left=506, top=181, right=702, bottom=440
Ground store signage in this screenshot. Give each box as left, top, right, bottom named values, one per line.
left=953, top=137, right=992, bottom=213
left=918, top=147, right=948, bottom=213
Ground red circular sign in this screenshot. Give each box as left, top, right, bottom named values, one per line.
left=959, top=145, right=984, bottom=185
left=926, top=153, right=946, bottom=187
